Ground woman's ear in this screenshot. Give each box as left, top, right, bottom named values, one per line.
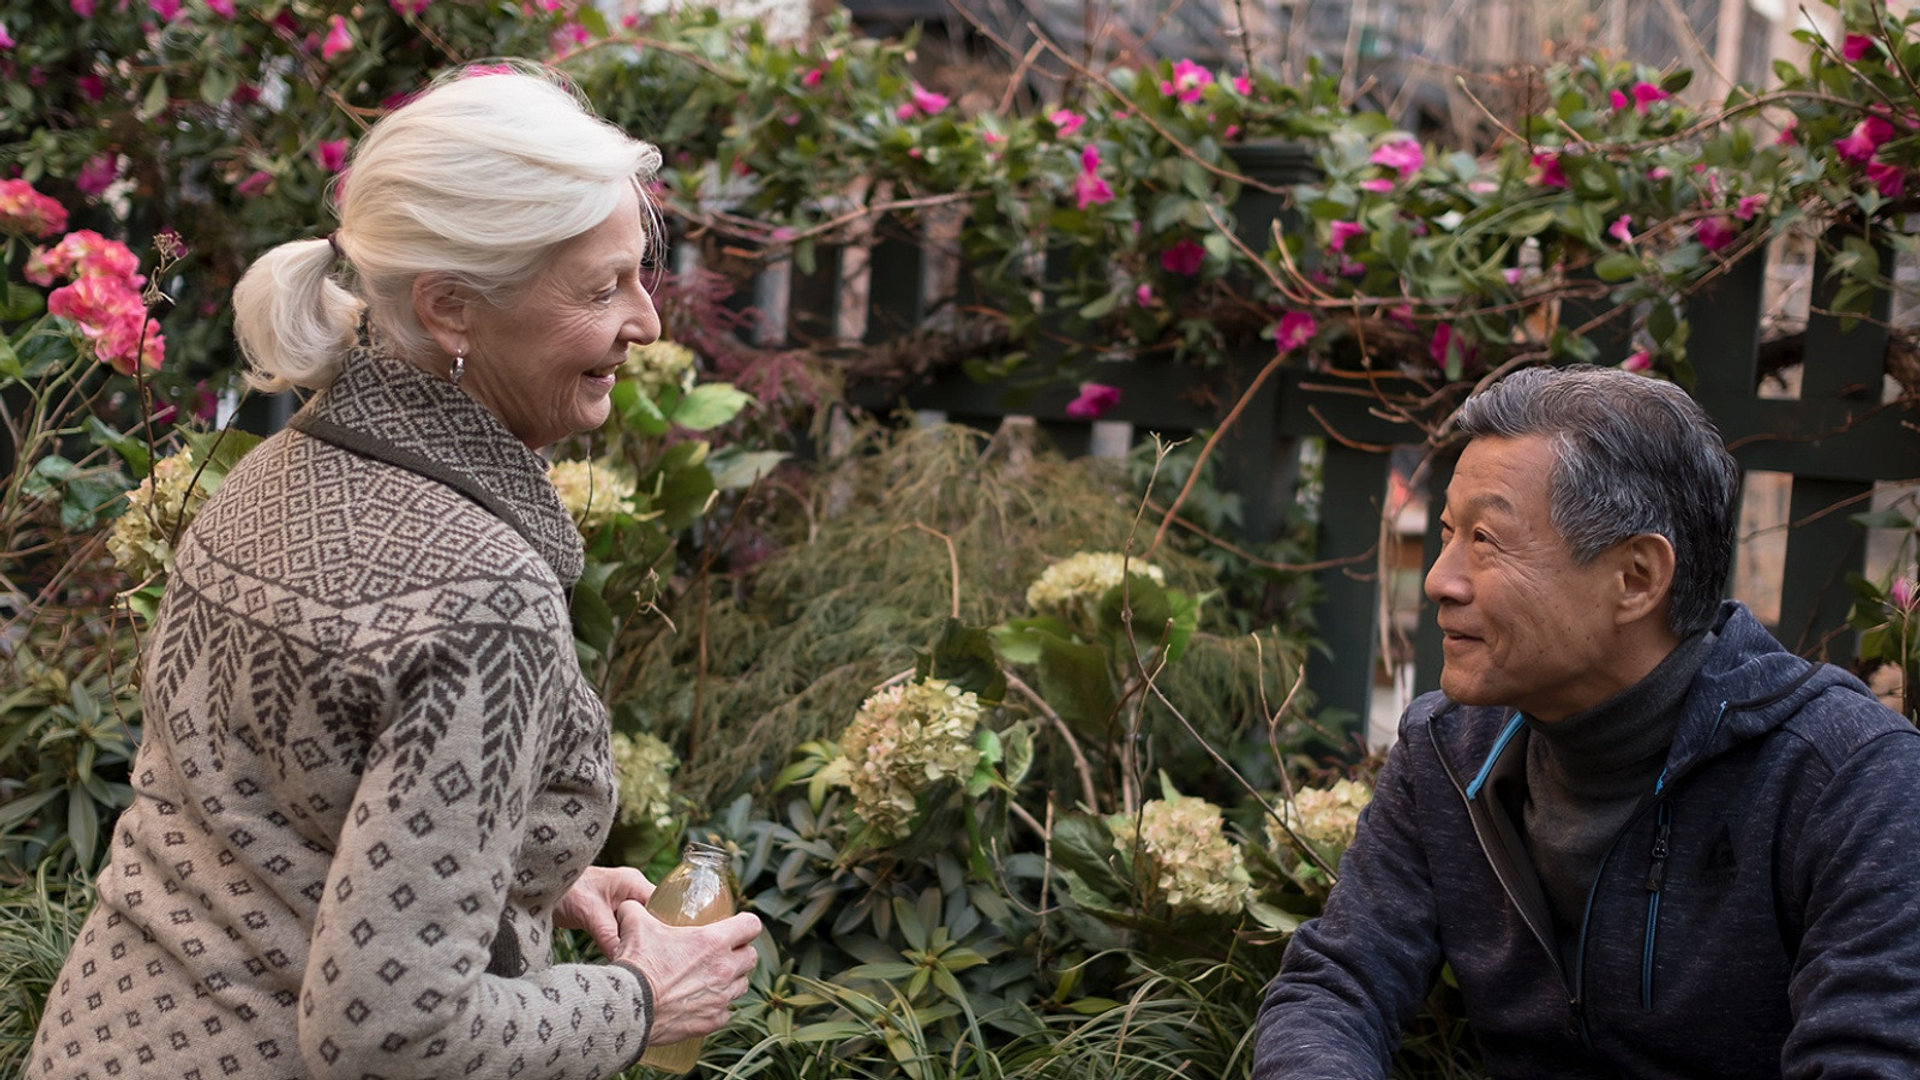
left=411, top=273, right=474, bottom=359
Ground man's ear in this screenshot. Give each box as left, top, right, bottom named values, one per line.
left=1615, top=533, right=1677, bottom=627
left=411, top=273, right=474, bottom=359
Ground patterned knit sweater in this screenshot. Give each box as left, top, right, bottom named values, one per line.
left=33, top=345, right=652, bottom=1080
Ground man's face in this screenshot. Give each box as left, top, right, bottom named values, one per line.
left=1425, top=435, right=1632, bottom=721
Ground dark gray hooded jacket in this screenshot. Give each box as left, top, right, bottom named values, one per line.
left=1255, top=601, right=1920, bottom=1078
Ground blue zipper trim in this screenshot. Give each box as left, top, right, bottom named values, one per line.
left=1640, top=892, right=1662, bottom=1009
left=1465, top=712, right=1525, bottom=800
left=1640, top=800, right=1673, bottom=1011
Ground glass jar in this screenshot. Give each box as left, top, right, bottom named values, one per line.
left=637, top=840, right=736, bottom=1074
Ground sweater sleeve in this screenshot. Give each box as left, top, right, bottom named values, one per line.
left=1253, top=730, right=1444, bottom=1079
left=1780, top=720, right=1920, bottom=1078
left=297, top=608, right=648, bottom=1080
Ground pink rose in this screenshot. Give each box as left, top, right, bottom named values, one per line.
left=0, top=178, right=69, bottom=238
left=321, top=15, right=352, bottom=61
left=1274, top=311, right=1317, bottom=353
left=1066, top=382, right=1122, bottom=420
left=1160, top=239, right=1205, bottom=276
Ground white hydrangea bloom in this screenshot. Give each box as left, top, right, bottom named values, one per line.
left=1025, top=552, right=1165, bottom=638
left=547, top=458, right=634, bottom=530
left=1112, top=795, right=1251, bottom=915
left=1268, top=778, right=1373, bottom=857
left=609, top=731, right=679, bottom=832
left=107, top=446, right=208, bottom=582
left=623, top=339, right=697, bottom=400
left=835, top=678, right=983, bottom=839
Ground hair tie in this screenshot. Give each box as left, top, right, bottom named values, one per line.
left=326, top=232, right=344, bottom=261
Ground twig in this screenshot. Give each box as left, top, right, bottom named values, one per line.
left=894, top=522, right=962, bottom=619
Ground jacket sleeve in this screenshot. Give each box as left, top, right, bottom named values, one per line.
left=1254, top=729, right=1445, bottom=1079
left=1780, top=718, right=1920, bottom=1077
left=297, top=594, right=648, bottom=1080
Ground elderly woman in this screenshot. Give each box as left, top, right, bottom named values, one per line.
left=31, top=67, right=761, bottom=1080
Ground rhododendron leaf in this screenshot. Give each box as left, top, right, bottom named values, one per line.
left=85, top=417, right=146, bottom=475
left=1034, top=633, right=1117, bottom=736
left=1050, top=813, right=1126, bottom=899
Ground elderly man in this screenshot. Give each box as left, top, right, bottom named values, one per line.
left=1254, top=366, right=1920, bottom=1078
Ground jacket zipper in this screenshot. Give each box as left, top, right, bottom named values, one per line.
left=1640, top=800, right=1672, bottom=1011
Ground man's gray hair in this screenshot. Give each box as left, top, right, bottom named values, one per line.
left=1453, top=365, right=1741, bottom=637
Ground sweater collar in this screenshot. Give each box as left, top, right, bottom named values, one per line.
left=286, top=341, right=585, bottom=588
left=1522, top=630, right=1712, bottom=799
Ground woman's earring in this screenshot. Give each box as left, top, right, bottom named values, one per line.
left=450, top=350, right=466, bottom=387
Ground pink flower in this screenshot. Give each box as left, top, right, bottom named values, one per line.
left=1370, top=138, right=1423, bottom=176
left=48, top=274, right=164, bottom=374
left=28, top=230, right=142, bottom=287
left=1648, top=165, right=1672, bottom=181
left=1835, top=116, right=1895, bottom=164
left=1774, top=119, right=1797, bottom=146
left=1694, top=215, right=1738, bottom=252
left=1066, top=382, right=1122, bottom=420
left=148, top=0, right=181, bottom=18
left=1866, top=161, right=1905, bottom=198
left=0, top=178, right=69, bottom=238
left=1159, top=58, right=1214, bottom=105
left=1608, top=214, right=1633, bottom=244
left=1232, top=73, right=1252, bottom=96
left=77, top=74, right=106, bottom=101
left=907, top=83, right=948, bottom=117
left=208, top=0, right=235, bottom=14
left=1073, top=144, right=1113, bottom=210
left=1430, top=323, right=1478, bottom=369
left=801, top=67, right=824, bottom=88
left=314, top=138, right=349, bottom=173
left=1609, top=89, right=1629, bottom=111
left=1274, top=311, right=1317, bottom=353
left=1891, top=576, right=1917, bottom=611
left=1842, top=33, right=1874, bottom=61
left=1328, top=220, right=1365, bottom=252
left=1160, top=239, right=1205, bottom=276
left=1734, top=193, right=1767, bottom=221
left=237, top=170, right=272, bottom=197
left=1531, top=152, right=1568, bottom=188
left=1358, top=177, right=1394, bottom=193
left=1134, top=283, right=1155, bottom=307
left=1502, top=267, right=1525, bottom=286
left=1049, top=109, right=1085, bottom=136
left=321, top=15, right=352, bottom=61
left=1622, top=348, right=1653, bottom=373
left=389, top=0, right=430, bottom=13
left=70, top=0, right=93, bottom=16
left=76, top=152, right=117, bottom=196
left=1631, top=82, right=1669, bottom=112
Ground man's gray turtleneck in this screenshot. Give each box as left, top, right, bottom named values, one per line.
left=1523, top=630, right=1712, bottom=954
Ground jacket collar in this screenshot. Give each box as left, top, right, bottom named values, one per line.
left=286, top=341, right=585, bottom=588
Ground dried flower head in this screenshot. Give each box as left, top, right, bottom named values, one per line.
left=1025, top=552, right=1165, bottom=638
left=609, top=731, right=679, bottom=832
left=1268, top=778, right=1373, bottom=859
left=1112, top=795, right=1251, bottom=915
left=107, top=447, right=209, bottom=582
left=834, top=678, right=983, bottom=839
left=623, top=340, right=697, bottom=400
left=547, top=458, right=634, bottom=530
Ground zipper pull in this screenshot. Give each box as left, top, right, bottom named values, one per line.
left=1645, top=802, right=1673, bottom=892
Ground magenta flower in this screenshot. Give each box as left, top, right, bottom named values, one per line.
left=321, top=14, right=353, bottom=60
left=1631, top=82, right=1669, bottom=112
left=315, top=138, right=349, bottom=173
left=149, top=0, right=180, bottom=20
left=1371, top=138, right=1424, bottom=177
left=1774, top=120, right=1797, bottom=146
left=1531, top=152, right=1568, bottom=188
left=1160, top=239, right=1205, bottom=276
left=1134, top=283, right=1155, bottom=307
left=1159, top=59, right=1214, bottom=105
left=1842, top=33, right=1874, bottom=61
left=1866, top=161, right=1905, bottom=198
left=1232, top=73, right=1252, bottom=96
left=1073, top=144, right=1113, bottom=210
left=1608, top=214, right=1633, bottom=244
left=1066, top=382, right=1122, bottom=420
left=27, top=229, right=143, bottom=285
left=0, top=179, right=69, bottom=237
left=1328, top=220, right=1365, bottom=252
left=1049, top=109, right=1085, bottom=136
left=1835, top=116, right=1895, bottom=164
left=76, top=152, right=117, bottom=196
left=208, top=0, right=234, bottom=14
left=1274, top=311, right=1317, bottom=353
left=1358, top=178, right=1394, bottom=193
left=1694, top=215, right=1738, bottom=252
left=1430, top=323, right=1462, bottom=367
left=237, top=170, right=272, bottom=197
left=1648, top=165, right=1672, bottom=181
left=1891, top=576, right=1917, bottom=611
left=390, top=0, right=430, bottom=13
left=1734, top=193, right=1767, bottom=221
left=1502, top=267, right=1525, bottom=286
left=801, top=67, right=824, bottom=88
left=908, top=83, right=949, bottom=116
left=70, top=0, right=93, bottom=16
left=1622, top=349, right=1653, bottom=373
left=1609, top=89, right=1629, bottom=111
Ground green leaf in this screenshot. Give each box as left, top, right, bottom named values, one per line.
left=614, top=380, right=670, bottom=436
left=1033, top=632, right=1117, bottom=736
left=670, top=383, right=752, bottom=430
left=708, top=448, right=788, bottom=490
left=1593, top=251, right=1643, bottom=282
left=70, top=793, right=98, bottom=870
left=1850, top=507, right=1915, bottom=530
left=1050, top=813, right=1126, bottom=898
left=570, top=577, right=616, bottom=655
left=915, top=619, right=1006, bottom=702
left=141, top=76, right=169, bottom=120
left=0, top=789, right=60, bottom=833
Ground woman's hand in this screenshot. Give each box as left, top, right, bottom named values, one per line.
left=553, top=865, right=655, bottom=958
left=612, top=899, right=763, bottom=1048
